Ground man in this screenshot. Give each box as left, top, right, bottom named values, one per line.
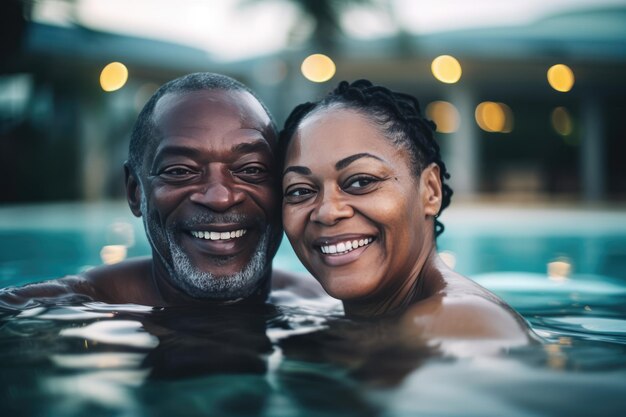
left=1, top=73, right=316, bottom=309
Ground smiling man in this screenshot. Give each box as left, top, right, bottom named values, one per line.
left=1, top=73, right=314, bottom=309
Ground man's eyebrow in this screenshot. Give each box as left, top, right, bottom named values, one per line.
left=335, top=153, right=384, bottom=170
left=231, top=140, right=272, bottom=155
left=283, top=166, right=312, bottom=176
left=153, top=145, right=200, bottom=161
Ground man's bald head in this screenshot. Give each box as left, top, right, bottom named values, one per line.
left=128, top=72, right=276, bottom=177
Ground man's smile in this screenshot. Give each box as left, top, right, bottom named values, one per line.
left=177, top=221, right=259, bottom=258
left=190, top=229, right=248, bottom=240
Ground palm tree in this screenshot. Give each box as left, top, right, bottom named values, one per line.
left=244, top=0, right=377, bottom=52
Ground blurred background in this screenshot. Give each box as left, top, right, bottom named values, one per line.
left=1, top=0, right=625, bottom=284
left=1, top=0, right=625, bottom=203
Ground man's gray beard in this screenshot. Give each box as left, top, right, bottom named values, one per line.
left=166, top=224, right=271, bottom=300
left=140, top=192, right=272, bottom=300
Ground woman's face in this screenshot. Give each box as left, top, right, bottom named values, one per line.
left=282, top=107, right=439, bottom=302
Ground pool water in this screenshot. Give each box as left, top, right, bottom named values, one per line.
left=1, top=202, right=626, bottom=416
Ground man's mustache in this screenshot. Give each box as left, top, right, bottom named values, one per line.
left=177, top=212, right=259, bottom=228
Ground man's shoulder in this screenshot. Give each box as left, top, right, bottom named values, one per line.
left=0, top=257, right=154, bottom=310
left=81, top=257, right=155, bottom=303
left=0, top=274, right=96, bottom=310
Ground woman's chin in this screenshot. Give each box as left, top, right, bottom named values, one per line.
left=317, top=275, right=378, bottom=303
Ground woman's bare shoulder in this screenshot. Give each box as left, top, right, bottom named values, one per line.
left=402, top=273, right=533, bottom=344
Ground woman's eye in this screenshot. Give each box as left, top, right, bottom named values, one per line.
left=287, top=188, right=311, bottom=197
left=284, top=187, right=315, bottom=202
left=345, top=176, right=378, bottom=191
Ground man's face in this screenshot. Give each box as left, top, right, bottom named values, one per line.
left=134, top=89, right=281, bottom=300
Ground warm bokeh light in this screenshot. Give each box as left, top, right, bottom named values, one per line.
left=475, top=101, right=514, bottom=133
left=439, top=250, right=457, bottom=270
left=431, top=55, right=462, bottom=84
left=548, top=258, right=572, bottom=281
left=100, top=245, right=127, bottom=265
left=558, top=337, right=573, bottom=345
left=547, top=64, right=575, bottom=92
left=544, top=344, right=566, bottom=369
left=426, top=101, right=460, bottom=133
left=301, top=54, right=336, bottom=83
left=100, top=62, right=129, bottom=92
left=551, top=107, right=573, bottom=136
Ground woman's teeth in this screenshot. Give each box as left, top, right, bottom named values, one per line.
left=320, top=238, right=373, bottom=255
left=190, top=229, right=247, bottom=240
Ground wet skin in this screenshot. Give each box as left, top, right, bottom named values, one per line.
left=0, top=89, right=323, bottom=309
left=125, top=89, right=281, bottom=301
left=282, top=107, right=442, bottom=315
left=282, top=107, right=534, bottom=345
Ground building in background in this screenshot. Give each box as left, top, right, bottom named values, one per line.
left=1, top=0, right=625, bottom=203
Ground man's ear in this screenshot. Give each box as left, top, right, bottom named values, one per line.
left=420, top=163, right=442, bottom=217
left=124, top=162, right=142, bottom=218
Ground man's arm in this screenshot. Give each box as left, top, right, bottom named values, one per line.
left=0, top=257, right=155, bottom=310
left=0, top=275, right=98, bottom=310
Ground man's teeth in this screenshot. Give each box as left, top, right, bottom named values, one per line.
left=320, top=238, right=374, bottom=255
left=190, top=229, right=247, bottom=240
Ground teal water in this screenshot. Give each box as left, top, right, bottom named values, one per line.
left=1, top=202, right=626, bottom=416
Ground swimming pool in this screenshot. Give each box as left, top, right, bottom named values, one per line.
left=1, top=201, right=625, bottom=416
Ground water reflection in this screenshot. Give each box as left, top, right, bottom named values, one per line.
left=278, top=317, right=441, bottom=387
left=60, top=320, right=159, bottom=349
left=1, top=285, right=626, bottom=416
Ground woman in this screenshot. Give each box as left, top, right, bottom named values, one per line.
left=279, top=80, right=532, bottom=346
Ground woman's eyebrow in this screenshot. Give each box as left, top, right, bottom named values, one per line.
left=335, top=153, right=384, bottom=170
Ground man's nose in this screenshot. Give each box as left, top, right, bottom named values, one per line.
left=189, top=173, right=245, bottom=212
left=310, top=189, right=353, bottom=226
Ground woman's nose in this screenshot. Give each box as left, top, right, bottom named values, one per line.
left=310, top=190, right=353, bottom=225
left=189, top=173, right=245, bottom=212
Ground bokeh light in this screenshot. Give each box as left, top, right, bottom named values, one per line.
left=547, top=258, right=572, bottom=281
left=426, top=101, right=460, bottom=133
left=100, top=245, right=128, bottom=265
left=551, top=107, right=573, bottom=136
left=475, top=101, right=514, bottom=133
left=301, top=54, right=336, bottom=83
left=431, top=55, right=462, bottom=84
left=547, top=64, right=575, bottom=92
left=100, top=62, right=129, bottom=92
left=439, top=250, right=457, bottom=269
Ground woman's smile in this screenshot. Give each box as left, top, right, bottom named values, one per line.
left=282, top=107, right=431, bottom=301
left=312, top=235, right=376, bottom=266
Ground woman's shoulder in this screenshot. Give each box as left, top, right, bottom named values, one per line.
left=402, top=272, right=533, bottom=345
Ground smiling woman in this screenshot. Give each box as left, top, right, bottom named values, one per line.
left=279, top=80, right=534, bottom=345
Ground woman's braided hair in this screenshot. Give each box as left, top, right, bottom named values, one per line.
left=278, top=79, right=453, bottom=238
